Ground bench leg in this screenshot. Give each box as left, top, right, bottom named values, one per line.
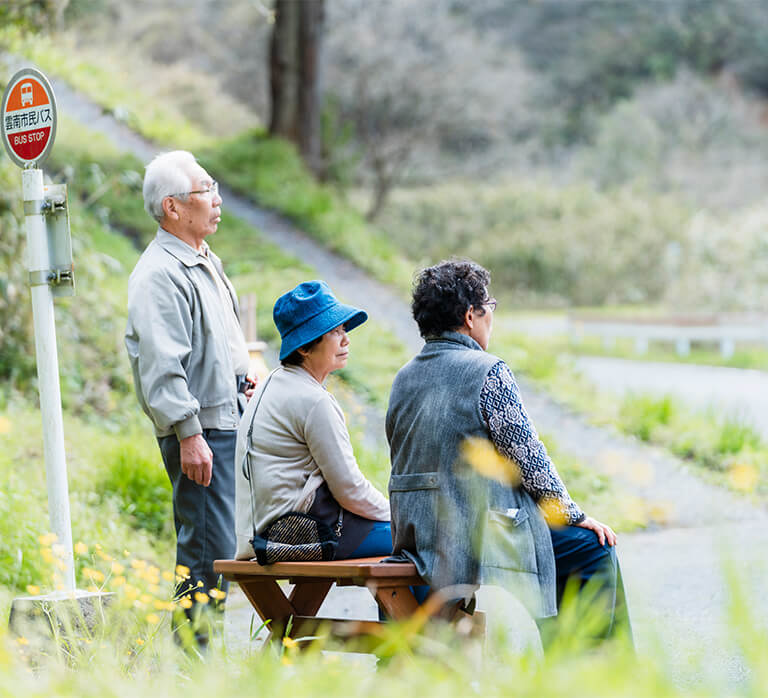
left=289, top=580, right=334, bottom=616
left=237, top=578, right=295, bottom=643
left=372, top=585, right=420, bottom=620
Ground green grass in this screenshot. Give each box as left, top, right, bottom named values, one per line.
left=0, top=402, right=173, bottom=594
left=200, top=132, right=414, bottom=292
left=1, top=28, right=212, bottom=150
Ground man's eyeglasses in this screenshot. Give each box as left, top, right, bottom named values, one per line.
left=169, top=180, right=219, bottom=199
left=483, top=298, right=497, bottom=312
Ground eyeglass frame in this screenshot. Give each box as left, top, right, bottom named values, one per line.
left=482, top=297, right=497, bottom=312
left=167, top=179, right=219, bottom=199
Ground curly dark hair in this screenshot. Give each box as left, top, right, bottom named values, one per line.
left=411, top=260, right=491, bottom=338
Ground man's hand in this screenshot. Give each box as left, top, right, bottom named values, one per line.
left=180, top=433, right=213, bottom=487
left=244, top=374, right=259, bottom=401
left=576, top=516, right=617, bottom=547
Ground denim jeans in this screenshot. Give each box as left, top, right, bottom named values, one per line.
left=344, top=520, right=393, bottom=559
left=539, top=525, right=633, bottom=646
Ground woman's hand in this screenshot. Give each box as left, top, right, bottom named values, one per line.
left=576, top=516, right=617, bottom=547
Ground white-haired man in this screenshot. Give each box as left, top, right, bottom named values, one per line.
left=125, top=151, right=254, bottom=643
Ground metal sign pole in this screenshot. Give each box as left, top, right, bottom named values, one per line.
left=22, top=166, right=75, bottom=592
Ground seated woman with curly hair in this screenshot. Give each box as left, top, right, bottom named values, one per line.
left=385, top=259, right=631, bottom=644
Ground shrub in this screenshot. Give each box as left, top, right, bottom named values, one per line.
left=95, top=436, right=172, bottom=538
left=618, top=395, right=675, bottom=443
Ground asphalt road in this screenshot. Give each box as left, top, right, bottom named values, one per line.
left=575, top=356, right=768, bottom=437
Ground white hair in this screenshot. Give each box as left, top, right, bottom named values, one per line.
left=142, top=150, right=198, bottom=222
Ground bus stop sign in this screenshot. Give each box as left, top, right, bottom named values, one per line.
left=1, top=68, right=57, bottom=168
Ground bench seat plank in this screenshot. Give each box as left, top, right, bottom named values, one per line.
left=214, top=557, right=421, bottom=583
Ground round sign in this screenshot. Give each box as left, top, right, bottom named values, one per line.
left=1, top=68, right=58, bottom=168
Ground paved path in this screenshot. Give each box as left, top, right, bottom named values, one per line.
left=575, top=356, right=768, bottom=436
left=33, top=66, right=768, bottom=684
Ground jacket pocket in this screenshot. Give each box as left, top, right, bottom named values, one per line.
left=389, top=472, right=440, bottom=572
left=482, top=507, right=538, bottom=574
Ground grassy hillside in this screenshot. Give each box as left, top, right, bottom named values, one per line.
left=2, top=27, right=414, bottom=294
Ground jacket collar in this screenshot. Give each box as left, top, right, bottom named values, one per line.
left=155, top=228, right=210, bottom=268
left=425, top=330, right=483, bottom=352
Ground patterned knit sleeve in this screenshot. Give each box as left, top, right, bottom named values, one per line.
left=479, top=361, right=585, bottom=525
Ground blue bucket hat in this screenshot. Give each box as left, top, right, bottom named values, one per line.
left=274, top=280, right=368, bottom=360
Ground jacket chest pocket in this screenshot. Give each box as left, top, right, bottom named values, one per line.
left=482, top=507, right=538, bottom=574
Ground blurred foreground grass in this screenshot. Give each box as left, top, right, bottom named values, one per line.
left=0, top=555, right=764, bottom=698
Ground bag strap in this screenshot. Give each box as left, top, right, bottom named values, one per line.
left=241, top=368, right=279, bottom=540
left=241, top=367, right=344, bottom=541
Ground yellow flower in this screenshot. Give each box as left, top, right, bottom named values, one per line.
left=728, top=463, right=759, bottom=493
left=0, top=416, right=12, bottom=434
left=539, top=498, right=568, bottom=528
left=136, top=637, right=145, bottom=646
left=124, top=584, right=139, bottom=600
left=282, top=636, right=298, bottom=649
left=16, top=637, right=29, bottom=646
left=281, top=655, right=292, bottom=666
left=161, top=570, right=174, bottom=582
left=41, top=548, right=54, bottom=564
left=38, top=532, right=58, bottom=546
left=145, top=614, right=161, bottom=625
left=83, top=568, right=105, bottom=583
left=130, top=559, right=147, bottom=570
left=460, top=437, right=521, bottom=485
left=96, top=550, right=113, bottom=562
left=111, top=575, right=126, bottom=589
left=139, top=594, right=153, bottom=605
left=74, top=541, right=88, bottom=556
left=194, top=592, right=209, bottom=605
left=26, top=585, right=40, bottom=595
left=87, top=585, right=99, bottom=593
left=111, top=562, right=125, bottom=575
left=178, top=597, right=193, bottom=609
left=175, top=564, right=190, bottom=578
left=196, top=580, right=204, bottom=588
left=208, top=588, right=227, bottom=600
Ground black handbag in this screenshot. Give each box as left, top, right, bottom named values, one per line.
left=241, top=370, right=343, bottom=565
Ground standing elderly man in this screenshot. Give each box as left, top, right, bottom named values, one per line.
left=125, top=151, right=253, bottom=641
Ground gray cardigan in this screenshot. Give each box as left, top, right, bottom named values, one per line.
left=234, top=365, right=389, bottom=560
left=386, top=331, right=557, bottom=618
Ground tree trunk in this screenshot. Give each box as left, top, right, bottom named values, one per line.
left=269, top=0, right=300, bottom=140
left=298, top=0, right=325, bottom=175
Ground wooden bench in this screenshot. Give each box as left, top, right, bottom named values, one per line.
left=214, top=557, right=484, bottom=648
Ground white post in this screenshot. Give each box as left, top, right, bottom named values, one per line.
left=22, top=167, right=75, bottom=592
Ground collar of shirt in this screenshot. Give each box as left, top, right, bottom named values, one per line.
left=156, top=227, right=210, bottom=268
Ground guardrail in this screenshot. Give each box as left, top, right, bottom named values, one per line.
left=568, top=313, right=768, bottom=358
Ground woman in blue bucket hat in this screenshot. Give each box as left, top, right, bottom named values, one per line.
left=234, top=281, right=391, bottom=563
